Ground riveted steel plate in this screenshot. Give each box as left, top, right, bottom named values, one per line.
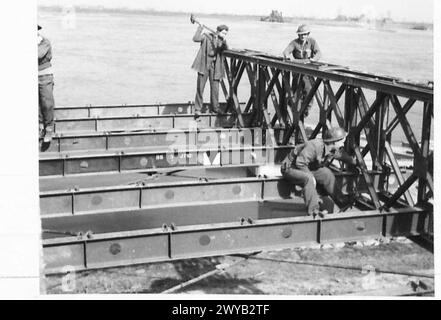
left=44, top=243, right=85, bottom=271
left=73, top=189, right=140, bottom=214
left=320, top=215, right=383, bottom=243
left=141, top=181, right=261, bottom=207
left=170, top=221, right=317, bottom=259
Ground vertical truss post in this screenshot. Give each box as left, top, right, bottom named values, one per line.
left=244, top=63, right=257, bottom=114
left=374, top=94, right=389, bottom=191
left=418, top=102, right=433, bottom=204
left=384, top=141, right=415, bottom=206
left=354, top=147, right=381, bottom=209
left=344, top=85, right=358, bottom=199
left=256, top=65, right=271, bottom=127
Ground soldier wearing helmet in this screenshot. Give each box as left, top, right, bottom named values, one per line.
left=282, top=24, right=321, bottom=63
left=282, top=24, right=321, bottom=118
left=281, top=127, right=356, bottom=218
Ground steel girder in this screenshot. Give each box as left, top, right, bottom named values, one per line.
left=42, top=205, right=431, bottom=274
left=52, top=112, right=254, bottom=134
left=53, top=102, right=245, bottom=119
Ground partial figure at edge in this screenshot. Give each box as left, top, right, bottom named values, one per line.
left=38, top=24, right=55, bottom=144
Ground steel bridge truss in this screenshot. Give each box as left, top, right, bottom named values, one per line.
left=219, top=49, right=433, bottom=212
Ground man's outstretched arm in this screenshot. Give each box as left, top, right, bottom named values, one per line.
left=192, top=25, right=205, bottom=42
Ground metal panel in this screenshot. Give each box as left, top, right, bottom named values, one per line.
left=141, top=181, right=262, bottom=207
left=74, top=189, right=140, bottom=214
left=44, top=243, right=85, bottom=271
left=85, top=234, right=169, bottom=269
left=158, top=104, right=192, bottom=114
left=120, top=152, right=200, bottom=170
left=39, top=160, right=64, bottom=176
left=170, top=221, right=317, bottom=259
left=65, top=157, right=120, bottom=175
left=385, top=211, right=430, bottom=237
left=53, top=103, right=241, bottom=120
left=320, top=214, right=383, bottom=242
left=174, top=116, right=210, bottom=129
left=97, top=117, right=174, bottom=131
left=90, top=106, right=158, bottom=117
left=54, top=108, right=89, bottom=119
left=44, top=129, right=258, bottom=154
left=108, top=131, right=190, bottom=150
left=55, top=119, right=96, bottom=133
left=40, top=194, right=72, bottom=216
left=60, top=136, right=107, bottom=152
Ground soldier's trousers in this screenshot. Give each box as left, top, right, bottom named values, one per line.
left=194, top=61, right=220, bottom=113
left=283, top=166, right=335, bottom=214
left=39, top=74, right=55, bottom=128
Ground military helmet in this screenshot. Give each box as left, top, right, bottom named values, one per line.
left=323, top=127, right=347, bottom=143
left=296, top=24, right=310, bottom=34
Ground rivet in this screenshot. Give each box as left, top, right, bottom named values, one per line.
left=109, top=243, right=122, bottom=255
left=91, top=195, right=103, bottom=205
left=232, top=185, right=242, bottom=195
left=140, top=157, right=148, bottom=167
left=199, top=235, right=211, bottom=246
left=165, top=190, right=175, bottom=199
left=354, top=221, right=366, bottom=232
left=282, top=228, right=293, bottom=239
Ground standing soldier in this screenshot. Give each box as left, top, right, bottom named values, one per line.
left=38, top=25, right=55, bottom=143
left=281, top=127, right=356, bottom=218
left=282, top=24, right=321, bottom=63
left=191, top=23, right=229, bottom=119
left=282, top=24, right=321, bottom=108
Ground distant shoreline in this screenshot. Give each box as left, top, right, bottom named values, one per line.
left=38, top=5, right=433, bottom=31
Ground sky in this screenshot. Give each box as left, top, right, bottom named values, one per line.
left=38, top=0, right=434, bottom=22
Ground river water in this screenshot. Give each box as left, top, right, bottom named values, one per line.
left=38, top=9, right=433, bottom=143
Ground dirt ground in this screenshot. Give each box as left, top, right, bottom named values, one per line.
left=43, top=237, right=434, bottom=296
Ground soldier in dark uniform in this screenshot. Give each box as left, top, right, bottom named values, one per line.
left=281, top=127, right=356, bottom=217
left=191, top=24, right=229, bottom=119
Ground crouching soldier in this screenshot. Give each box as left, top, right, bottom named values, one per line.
left=281, top=127, right=356, bottom=218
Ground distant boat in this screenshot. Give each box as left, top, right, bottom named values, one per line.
left=260, top=10, right=284, bottom=23
left=411, top=24, right=428, bottom=31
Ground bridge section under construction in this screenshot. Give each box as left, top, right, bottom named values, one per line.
left=40, top=49, right=433, bottom=275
